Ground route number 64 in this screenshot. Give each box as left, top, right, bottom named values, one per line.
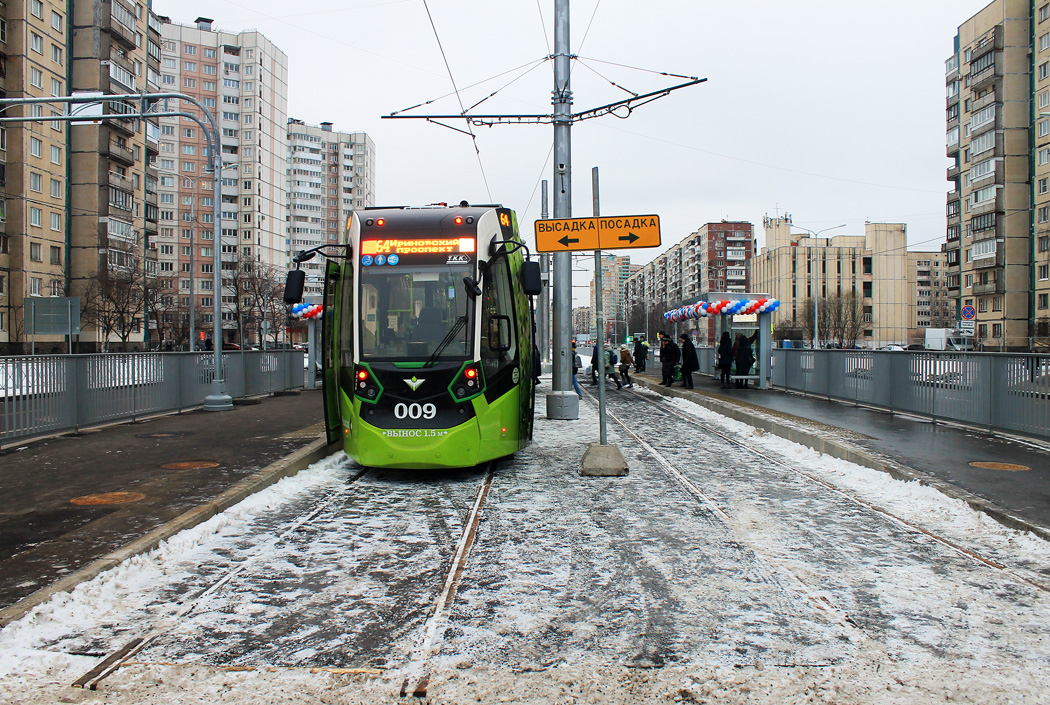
left=394, top=402, right=437, bottom=420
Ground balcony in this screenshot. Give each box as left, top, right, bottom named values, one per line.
left=108, top=171, right=133, bottom=191
left=973, top=279, right=1004, bottom=295
left=103, top=8, right=137, bottom=49
left=972, top=249, right=1005, bottom=269
left=105, top=142, right=135, bottom=166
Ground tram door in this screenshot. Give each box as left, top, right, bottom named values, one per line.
left=321, top=260, right=342, bottom=445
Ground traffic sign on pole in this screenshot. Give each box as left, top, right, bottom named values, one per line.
left=961, top=305, right=976, bottom=320
left=535, top=214, right=661, bottom=253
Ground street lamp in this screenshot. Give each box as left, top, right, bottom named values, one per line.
left=790, top=223, right=846, bottom=347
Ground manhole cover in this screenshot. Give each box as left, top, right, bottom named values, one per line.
left=160, top=461, right=220, bottom=470
left=71, top=491, right=146, bottom=506
left=136, top=432, right=191, bottom=439
left=968, top=461, right=1031, bottom=472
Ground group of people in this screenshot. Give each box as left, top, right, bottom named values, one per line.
left=568, top=329, right=758, bottom=396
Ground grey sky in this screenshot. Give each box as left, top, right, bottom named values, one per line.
left=155, top=0, right=992, bottom=301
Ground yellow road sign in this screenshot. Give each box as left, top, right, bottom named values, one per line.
left=535, top=217, right=600, bottom=252
left=597, top=215, right=660, bottom=250
left=534, top=214, right=661, bottom=252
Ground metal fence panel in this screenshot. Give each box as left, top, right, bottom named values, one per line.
left=1, top=351, right=304, bottom=447
left=767, top=349, right=1049, bottom=442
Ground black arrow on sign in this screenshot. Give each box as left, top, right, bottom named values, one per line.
left=558, top=235, right=579, bottom=247
left=618, top=232, right=639, bottom=244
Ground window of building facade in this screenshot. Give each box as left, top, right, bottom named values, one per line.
left=30, top=242, right=42, bottom=261
left=29, top=207, right=41, bottom=227
left=49, top=212, right=60, bottom=231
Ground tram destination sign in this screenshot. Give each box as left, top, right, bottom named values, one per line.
left=535, top=215, right=661, bottom=253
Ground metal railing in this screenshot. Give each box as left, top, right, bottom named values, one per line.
left=0, top=351, right=305, bottom=447
left=770, top=349, right=1050, bottom=441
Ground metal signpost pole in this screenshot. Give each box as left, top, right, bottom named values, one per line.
left=540, top=180, right=550, bottom=363
left=592, top=167, right=608, bottom=444
left=548, top=0, right=579, bottom=420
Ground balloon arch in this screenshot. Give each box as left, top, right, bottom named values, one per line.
left=663, top=298, right=780, bottom=323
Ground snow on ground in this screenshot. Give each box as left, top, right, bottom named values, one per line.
left=0, top=379, right=1048, bottom=704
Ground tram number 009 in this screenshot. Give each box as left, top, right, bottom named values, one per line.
left=393, top=402, right=437, bottom=420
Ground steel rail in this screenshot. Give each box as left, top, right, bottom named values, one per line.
left=627, top=390, right=1050, bottom=596
left=400, top=461, right=496, bottom=699
left=72, top=467, right=371, bottom=690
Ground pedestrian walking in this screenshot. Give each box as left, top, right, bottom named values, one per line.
left=679, top=334, right=698, bottom=389
left=716, top=331, right=733, bottom=388
left=571, top=342, right=583, bottom=398
left=659, top=331, right=680, bottom=386
left=605, top=345, right=622, bottom=389
left=633, top=336, right=648, bottom=373
left=590, top=343, right=600, bottom=385
left=618, top=345, right=634, bottom=388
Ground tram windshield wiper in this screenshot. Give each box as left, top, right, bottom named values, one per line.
left=425, top=315, right=468, bottom=367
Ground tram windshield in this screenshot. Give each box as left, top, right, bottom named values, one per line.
left=359, top=264, right=475, bottom=362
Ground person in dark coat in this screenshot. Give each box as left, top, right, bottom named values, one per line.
left=633, top=336, right=648, bottom=373
left=734, top=331, right=758, bottom=388
left=716, top=331, right=734, bottom=388
left=660, top=332, right=680, bottom=386
left=590, top=343, right=600, bottom=385
left=678, top=334, right=699, bottom=389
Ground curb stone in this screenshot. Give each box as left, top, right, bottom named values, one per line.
left=637, top=378, right=1050, bottom=543
left=0, top=437, right=342, bottom=629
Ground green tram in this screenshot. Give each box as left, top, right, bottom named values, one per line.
left=286, top=204, right=541, bottom=469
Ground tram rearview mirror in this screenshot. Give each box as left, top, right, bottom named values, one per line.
left=463, top=276, right=482, bottom=298
left=284, top=269, right=306, bottom=304
left=521, top=261, right=541, bottom=296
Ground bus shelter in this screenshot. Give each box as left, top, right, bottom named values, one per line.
left=664, top=293, right=779, bottom=389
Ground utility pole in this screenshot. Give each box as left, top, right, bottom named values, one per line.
left=549, top=0, right=577, bottom=419
left=381, top=0, right=704, bottom=426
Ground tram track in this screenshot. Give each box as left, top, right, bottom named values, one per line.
left=400, top=461, right=496, bottom=699
left=622, top=387, right=1050, bottom=597
left=71, top=467, right=372, bottom=690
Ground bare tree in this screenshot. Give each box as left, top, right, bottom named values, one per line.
left=77, top=237, right=154, bottom=351
left=839, top=292, right=865, bottom=349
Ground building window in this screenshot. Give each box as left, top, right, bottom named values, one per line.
left=184, top=45, right=197, bottom=55
left=30, top=242, right=42, bottom=261
left=1040, top=264, right=1049, bottom=280
left=1040, top=293, right=1049, bottom=309
left=29, top=172, right=43, bottom=192
left=30, top=32, right=42, bottom=53
left=49, top=212, right=61, bottom=231
left=29, top=207, right=42, bottom=227
left=51, top=11, right=63, bottom=31
left=992, top=296, right=1002, bottom=312
left=992, top=323, right=1002, bottom=338
left=50, top=179, right=62, bottom=198
left=1042, top=4, right=1050, bottom=23
left=50, top=245, right=61, bottom=264
left=30, top=277, right=42, bottom=296
left=30, top=67, right=43, bottom=88
left=1041, top=235, right=1050, bottom=252
left=183, top=60, right=196, bottom=71
left=1041, top=62, right=1049, bottom=80
left=51, top=44, right=62, bottom=64
left=183, top=77, right=196, bottom=88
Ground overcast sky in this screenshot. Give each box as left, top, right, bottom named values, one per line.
left=155, top=0, right=993, bottom=301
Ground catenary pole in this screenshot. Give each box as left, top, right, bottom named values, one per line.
left=548, top=0, right=579, bottom=420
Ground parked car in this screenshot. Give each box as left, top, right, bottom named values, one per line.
left=878, top=345, right=905, bottom=351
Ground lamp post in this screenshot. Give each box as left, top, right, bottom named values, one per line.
left=791, top=223, right=845, bottom=347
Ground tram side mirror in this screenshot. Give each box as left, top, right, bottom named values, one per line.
left=463, top=276, right=482, bottom=298
left=488, top=315, right=512, bottom=352
left=521, top=261, right=541, bottom=296
left=284, top=269, right=306, bottom=304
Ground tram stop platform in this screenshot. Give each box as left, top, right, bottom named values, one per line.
left=631, top=369, right=1050, bottom=541
left=3, top=373, right=1050, bottom=630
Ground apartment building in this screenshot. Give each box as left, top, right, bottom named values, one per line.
left=752, top=214, right=909, bottom=347
left=623, top=222, right=755, bottom=345
left=572, top=305, right=591, bottom=339
left=154, top=17, right=288, bottom=348
left=0, top=0, right=73, bottom=351
left=287, top=118, right=376, bottom=297
left=908, top=251, right=954, bottom=345
left=588, top=253, right=636, bottom=344
left=947, top=0, right=1033, bottom=350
